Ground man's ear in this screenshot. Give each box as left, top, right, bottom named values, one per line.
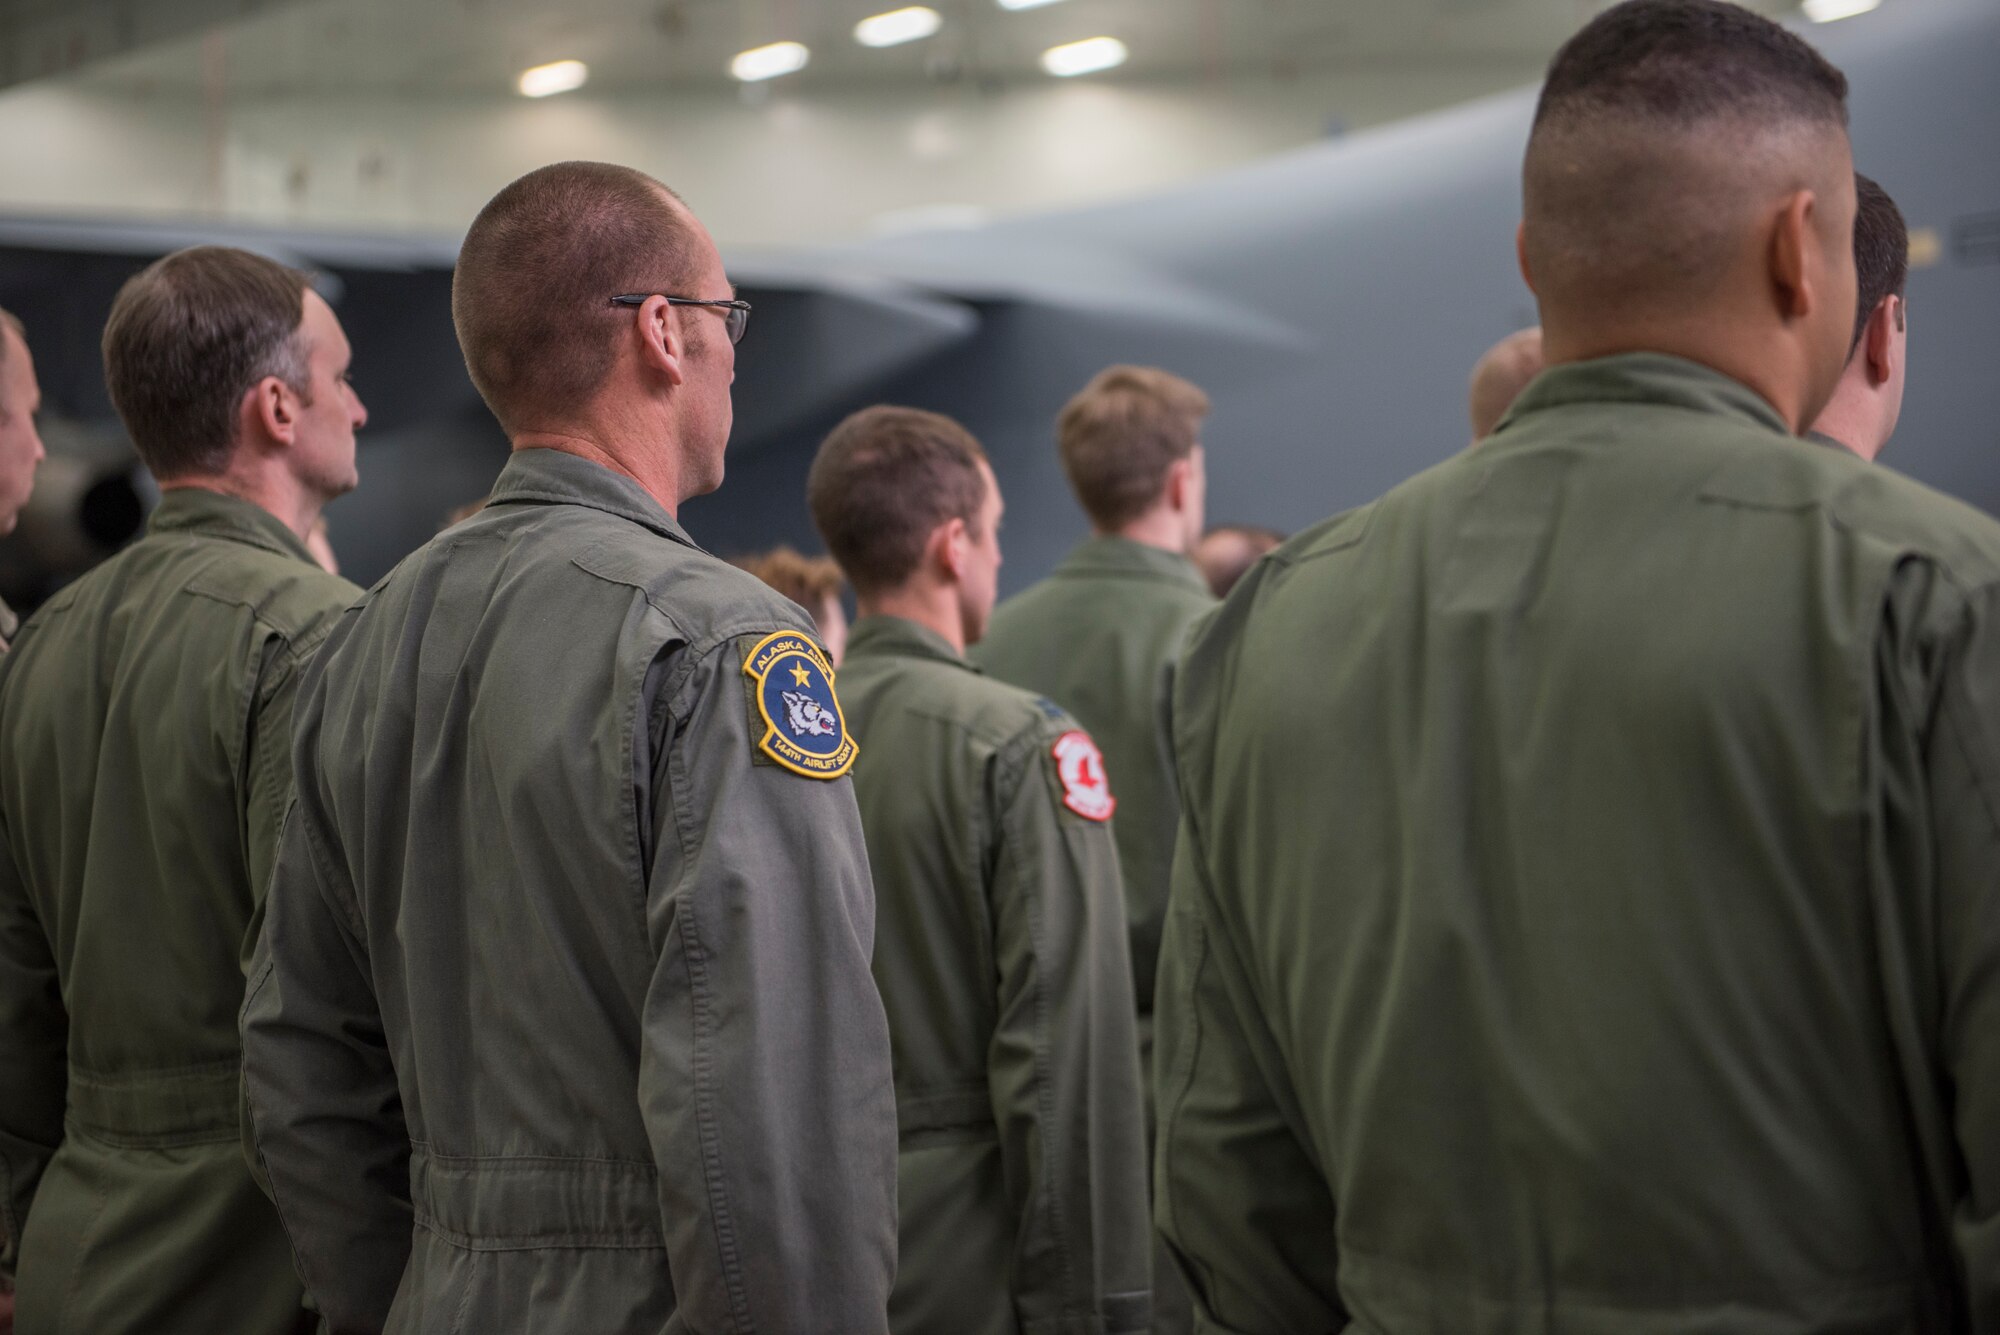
left=1864, top=296, right=1899, bottom=385
left=927, top=515, right=970, bottom=584
left=245, top=376, right=299, bottom=449
left=1515, top=220, right=1535, bottom=294
left=1769, top=190, right=1819, bottom=322
left=1164, top=456, right=1193, bottom=513
left=633, top=296, right=687, bottom=387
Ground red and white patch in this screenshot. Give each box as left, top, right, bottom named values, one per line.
left=1051, top=730, right=1116, bottom=822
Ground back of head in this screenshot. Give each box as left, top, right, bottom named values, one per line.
left=1524, top=0, right=1849, bottom=332
left=1851, top=172, right=1909, bottom=346
left=1468, top=328, right=1547, bottom=439
left=1057, top=365, right=1209, bottom=530
left=735, top=546, right=846, bottom=612
left=808, top=406, right=988, bottom=597
left=1195, top=524, right=1286, bottom=599
left=102, top=246, right=312, bottom=481
left=453, top=161, right=701, bottom=434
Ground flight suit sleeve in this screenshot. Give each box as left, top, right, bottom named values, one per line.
left=639, top=633, right=897, bottom=1333
left=241, top=801, right=412, bottom=1335
left=987, top=724, right=1153, bottom=1335
left=239, top=647, right=309, bottom=976
left=1153, top=790, right=1344, bottom=1334
left=0, top=814, right=64, bottom=1284
left=1919, top=577, right=2000, bottom=1324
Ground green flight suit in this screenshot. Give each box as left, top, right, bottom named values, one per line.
left=841, top=616, right=1152, bottom=1335
left=240, top=448, right=898, bottom=1334
left=0, top=488, right=354, bottom=1334
left=974, top=538, right=1215, bottom=1054
left=0, top=595, right=15, bottom=653
left=1155, top=354, right=2000, bottom=1333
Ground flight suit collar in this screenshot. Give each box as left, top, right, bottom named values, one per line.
left=147, top=486, right=320, bottom=566
left=845, top=615, right=978, bottom=672
left=0, top=593, right=15, bottom=652
left=1054, top=534, right=1208, bottom=592
left=485, top=447, right=700, bottom=550
left=1494, top=353, right=1792, bottom=439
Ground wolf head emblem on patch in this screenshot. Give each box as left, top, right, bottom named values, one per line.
left=741, top=630, right=858, bottom=779
left=782, top=690, right=838, bottom=738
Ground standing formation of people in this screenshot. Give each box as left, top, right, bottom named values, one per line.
left=0, top=2, right=1993, bottom=1333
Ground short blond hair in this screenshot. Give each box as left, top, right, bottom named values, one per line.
left=1057, top=365, right=1209, bottom=530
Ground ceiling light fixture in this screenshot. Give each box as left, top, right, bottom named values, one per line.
left=1802, top=0, right=1879, bottom=19
left=998, top=0, right=1070, bottom=10
left=731, top=40, right=810, bottom=82
left=855, top=7, right=943, bottom=47
left=517, top=59, right=588, bottom=98
left=1041, top=35, right=1127, bottom=77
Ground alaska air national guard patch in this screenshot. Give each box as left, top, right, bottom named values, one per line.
left=1051, top=729, right=1115, bottom=821
left=743, top=630, right=858, bottom=779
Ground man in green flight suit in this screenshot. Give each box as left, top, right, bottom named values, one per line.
left=975, top=365, right=1215, bottom=1085
left=0, top=246, right=367, bottom=1334
left=0, top=307, right=46, bottom=658
left=811, top=405, right=1151, bottom=1335
left=240, top=162, right=897, bottom=1333
left=1154, top=3, right=2000, bottom=1330
left=1808, top=173, right=1909, bottom=461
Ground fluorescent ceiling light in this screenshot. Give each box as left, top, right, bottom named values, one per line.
left=1041, top=36, right=1127, bottom=77
left=856, top=7, right=942, bottom=47
left=1802, top=0, right=1879, bottom=19
left=998, top=0, right=1070, bottom=9
left=517, top=59, right=588, bottom=98
left=731, top=41, right=810, bottom=82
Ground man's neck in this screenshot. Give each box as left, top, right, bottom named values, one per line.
left=859, top=586, right=965, bottom=656
left=160, top=468, right=322, bottom=543
left=1103, top=507, right=1188, bottom=555
left=1542, top=315, right=1816, bottom=434
left=1805, top=370, right=1882, bottom=461
left=513, top=414, right=689, bottom=518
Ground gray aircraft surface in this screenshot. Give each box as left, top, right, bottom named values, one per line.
left=0, top=0, right=1994, bottom=608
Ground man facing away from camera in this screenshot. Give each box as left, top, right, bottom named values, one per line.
left=1809, top=172, right=1910, bottom=460
left=239, top=161, right=897, bottom=1334
left=810, top=405, right=1151, bottom=1335
left=1153, top=2, right=2000, bottom=1329
left=0, top=246, right=364, bottom=1334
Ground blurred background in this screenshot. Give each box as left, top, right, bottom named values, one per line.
left=2, top=0, right=1994, bottom=604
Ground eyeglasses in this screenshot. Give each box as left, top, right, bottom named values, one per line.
left=608, top=293, right=752, bottom=346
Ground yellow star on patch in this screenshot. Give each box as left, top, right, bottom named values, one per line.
left=789, top=662, right=813, bottom=688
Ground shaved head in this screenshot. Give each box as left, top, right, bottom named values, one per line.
left=1524, top=0, right=1850, bottom=325
left=1469, top=327, right=1545, bottom=439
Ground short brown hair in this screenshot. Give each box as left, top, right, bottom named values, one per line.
left=1057, top=365, right=1209, bottom=530
left=808, top=406, right=989, bottom=597
left=454, top=162, right=702, bottom=433
left=1852, top=173, right=1908, bottom=346
left=734, top=546, right=845, bottom=611
left=101, top=247, right=312, bottom=480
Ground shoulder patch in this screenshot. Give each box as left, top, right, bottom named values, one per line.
left=1050, top=729, right=1115, bottom=822
left=742, top=630, right=858, bottom=780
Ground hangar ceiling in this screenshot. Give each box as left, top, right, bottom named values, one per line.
left=52, top=0, right=1801, bottom=98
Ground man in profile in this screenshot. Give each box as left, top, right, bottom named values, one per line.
left=1809, top=173, right=1910, bottom=459
left=241, top=162, right=897, bottom=1332
left=0, top=247, right=365, bottom=1333
left=0, top=307, right=46, bottom=653
left=1155, top=2, right=2000, bottom=1328
left=1468, top=325, right=1545, bottom=440
left=1192, top=524, right=1284, bottom=599
left=810, top=406, right=1151, bottom=1335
